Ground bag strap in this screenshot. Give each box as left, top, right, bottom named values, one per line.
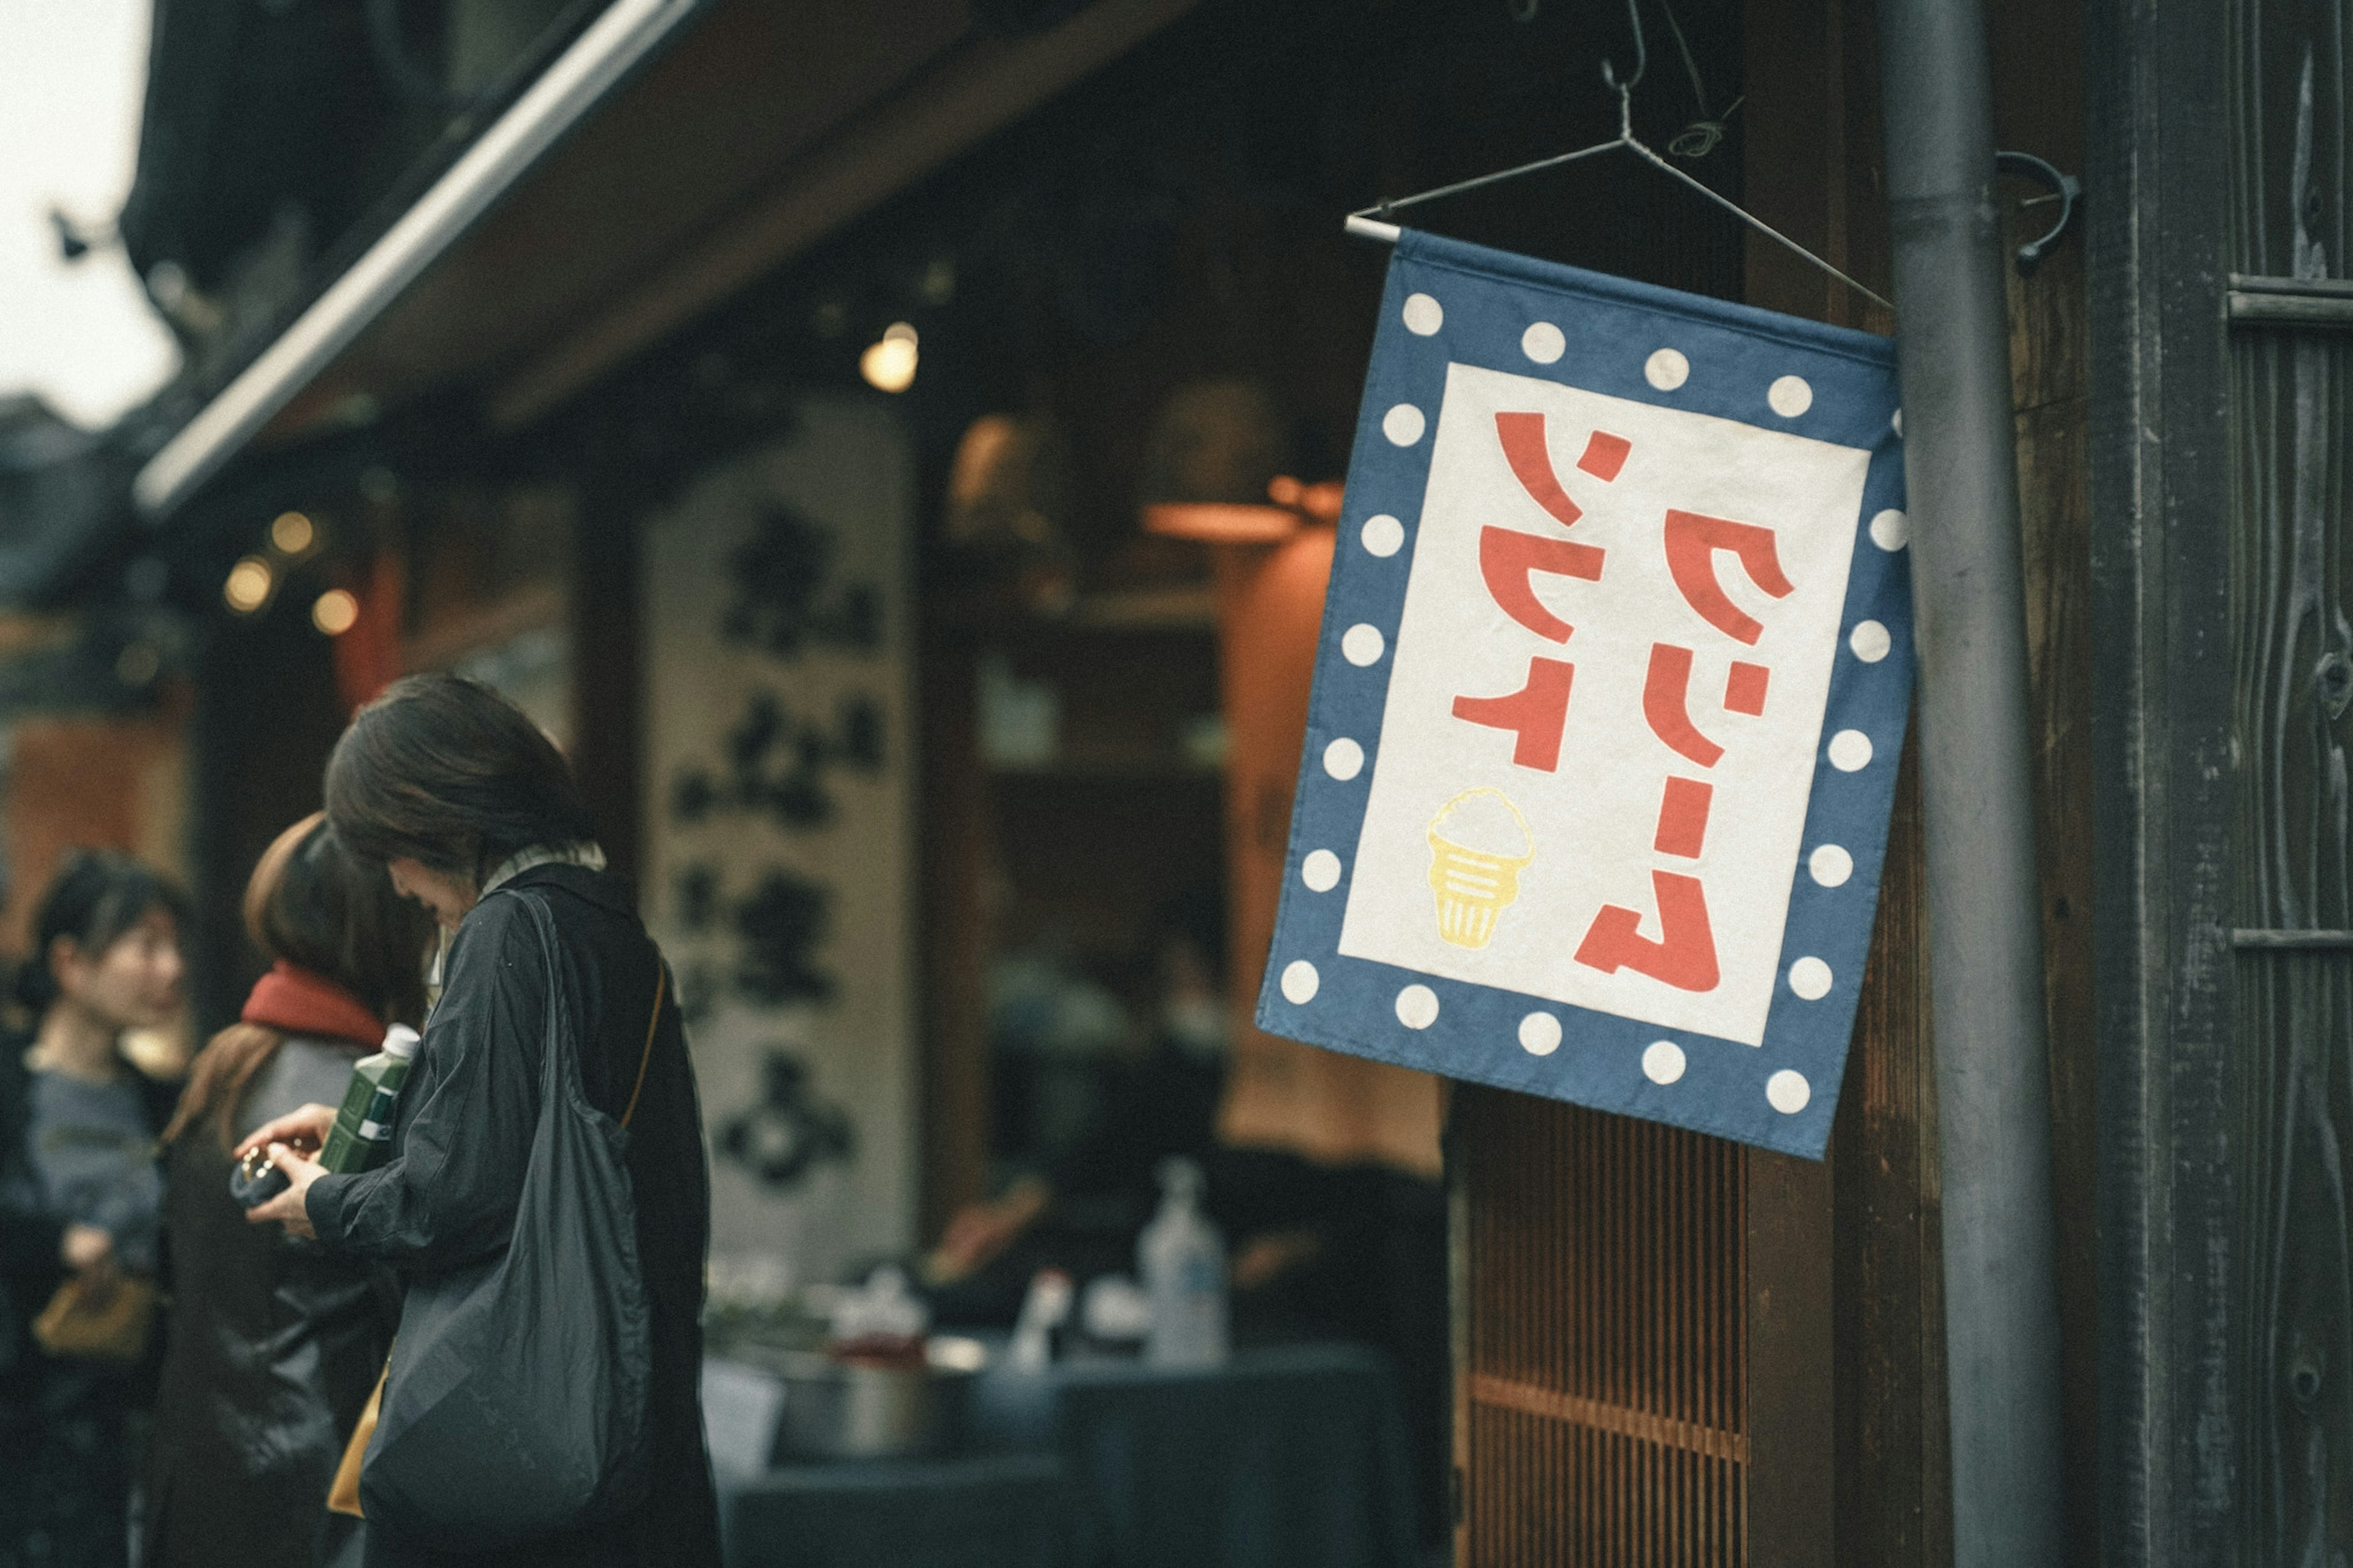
left=619, top=958, right=667, bottom=1131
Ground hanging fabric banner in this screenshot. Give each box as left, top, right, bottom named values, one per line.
left=1256, top=229, right=1909, bottom=1158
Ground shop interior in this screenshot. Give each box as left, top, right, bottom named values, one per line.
left=123, top=0, right=1752, bottom=1553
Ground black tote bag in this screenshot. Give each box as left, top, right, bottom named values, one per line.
left=358, top=892, right=657, bottom=1551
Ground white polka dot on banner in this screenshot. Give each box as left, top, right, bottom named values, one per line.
left=1808, top=844, right=1854, bottom=888
left=1382, top=404, right=1426, bottom=445
left=1280, top=960, right=1319, bottom=1004
left=1395, top=985, right=1439, bottom=1029
left=1828, top=730, right=1873, bottom=772
left=1892, top=409, right=1904, bottom=437
left=1869, top=509, right=1909, bottom=551
left=1341, top=624, right=1386, bottom=666
left=1518, top=1012, right=1561, bottom=1056
left=1768, top=375, right=1814, bottom=417
left=1300, top=850, right=1343, bottom=892
left=1789, top=956, right=1833, bottom=999
left=1361, top=515, right=1404, bottom=557
left=1643, top=1040, right=1687, bottom=1085
left=1401, top=293, right=1444, bottom=335
left=1521, top=322, right=1566, bottom=364
left=1849, top=619, right=1892, bottom=663
left=1645, top=348, right=1690, bottom=390
left=1323, top=737, right=1365, bottom=780
left=1767, top=1069, right=1812, bottom=1114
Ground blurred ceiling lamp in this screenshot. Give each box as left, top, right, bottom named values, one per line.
left=1266, top=474, right=1346, bottom=525
left=945, top=413, right=1073, bottom=550
left=312, top=588, right=360, bottom=636
left=222, top=555, right=274, bottom=613
left=271, top=510, right=316, bottom=554
left=1139, top=379, right=1302, bottom=543
left=860, top=322, right=919, bottom=393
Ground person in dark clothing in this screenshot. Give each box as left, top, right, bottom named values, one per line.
left=143, top=813, right=433, bottom=1568
left=1, top=852, right=189, bottom=1568
left=240, top=675, right=719, bottom=1568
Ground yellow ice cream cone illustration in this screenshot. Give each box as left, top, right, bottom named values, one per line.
left=1427, top=788, right=1535, bottom=949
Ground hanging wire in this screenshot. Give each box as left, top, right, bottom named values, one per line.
left=1352, top=0, right=1892, bottom=316
left=1611, top=89, right=1889, bottom=311
left=1599, top=0, right=1647, bottom=94
left=1651, top=0, right=1743, bottom=159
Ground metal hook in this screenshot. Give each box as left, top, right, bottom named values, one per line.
left=1347, top=0, right=1892, bottom=316
left=1993, top=151, right=2082, bottom=276
left=1599, top=0, right=1648, bottom=96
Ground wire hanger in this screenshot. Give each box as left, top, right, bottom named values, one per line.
left=1347, top=0, right=1892, bottom=316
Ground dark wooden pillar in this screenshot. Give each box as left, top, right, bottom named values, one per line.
left=571, top=488, right=643, bottom=882
left=915, top=623, right=991, bottom=1241
left=2093, top=0, right=2353, bottom=1559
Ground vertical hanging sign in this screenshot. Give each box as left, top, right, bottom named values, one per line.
left=1257, top=230, right=1910, bottom=1157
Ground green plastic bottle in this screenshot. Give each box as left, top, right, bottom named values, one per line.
left=317, top=1025, right=422, bottom=1173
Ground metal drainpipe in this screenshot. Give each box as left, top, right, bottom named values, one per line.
left=1874, top=1, right=2067, bottom=1564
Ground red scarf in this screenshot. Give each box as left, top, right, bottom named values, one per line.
left=241, top=962, right=384, bottom=1047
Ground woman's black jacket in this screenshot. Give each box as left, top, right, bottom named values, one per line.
left=306, top=864, right=721, bottom=1568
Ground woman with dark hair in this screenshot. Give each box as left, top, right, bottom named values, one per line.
left=241, top=675, right=719, bottom=1568
left=0, top=850, right=188, bottom=1568
left=143, top=813, right=434, bottom=1568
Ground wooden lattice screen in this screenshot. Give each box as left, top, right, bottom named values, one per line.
left=1460, top=1092, right=1749, bottom=1567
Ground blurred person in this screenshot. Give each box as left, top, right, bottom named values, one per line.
left=241, top=675, right=719, bottom=1568
left=143, top=814, right=433, bottom=1568
left=1, top=852, right=188, bottom=1568
left=932, top=919, right=1227, bottom=1289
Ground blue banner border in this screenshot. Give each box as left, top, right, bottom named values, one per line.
left=1252, top=229, right=1912, bottom=1159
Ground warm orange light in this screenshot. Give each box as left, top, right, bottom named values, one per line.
left=1142, top=502, right=1302, bottom=543
left=311, top=589, right=360, bottom=636
left=1265, top=475, right=1346, bottom=522
left=270, top=510, right=315, bottom=554
left=223, top=556, right=273, bottom=613
left=860, top=322, right=919, bottom=392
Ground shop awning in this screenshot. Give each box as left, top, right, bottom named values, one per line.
left=131, top=0, right=1199, bottom=521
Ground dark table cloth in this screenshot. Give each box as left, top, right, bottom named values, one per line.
left=971, top=1344, right=1422, bottom=1568
left=702, top=1343, right=1418, bottom=1568
left=713, top=1453, right=1072, bottom=1568
left=702, top=1357, right=1073, bottom=1568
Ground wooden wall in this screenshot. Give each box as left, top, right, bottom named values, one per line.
left=1453, top=0, right=2096, bottom=1558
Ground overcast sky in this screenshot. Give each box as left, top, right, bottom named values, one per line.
left=0, top=0, right=180, bottom=430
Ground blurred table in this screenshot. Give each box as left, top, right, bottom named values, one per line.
left=970, top=1343, right=1422, bottom=1568
left=704, top=1358, right=1075, bottom=1567
left=713, top=1451, right=1074, bottom=1568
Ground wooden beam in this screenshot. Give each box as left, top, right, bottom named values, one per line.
left=489, top=0, right=1202, bottom=429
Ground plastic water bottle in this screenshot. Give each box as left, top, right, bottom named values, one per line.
left=1140, top=1157, right=1227, bottom=1368
left=318, top=1025, right=422, bottom=1173
left=1009, top=1269, right=1074, bottom=1373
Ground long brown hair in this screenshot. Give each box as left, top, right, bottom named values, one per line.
left=163, top=814, right=434, bottom=1148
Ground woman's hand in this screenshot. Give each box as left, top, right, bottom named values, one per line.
left=244, top=1143, right=327, bottom=1241
left=233, top=1102, right=335, bottom=1164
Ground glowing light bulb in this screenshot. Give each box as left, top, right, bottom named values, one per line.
left=860, top=322, right=919, bottom=393
left=271, top=511, right=315, bottom=554
left=223, top=557, right=274, bottom=613
left=312, top=589, right=360, bottom=636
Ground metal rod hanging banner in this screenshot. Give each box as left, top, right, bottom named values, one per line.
left=1874, top=0, right=2067, bottom=1563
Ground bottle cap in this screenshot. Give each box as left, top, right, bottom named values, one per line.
left=382, top=1024, right=422, bottom=1060
left=1156, top=1155, right=1205, bottom=1201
